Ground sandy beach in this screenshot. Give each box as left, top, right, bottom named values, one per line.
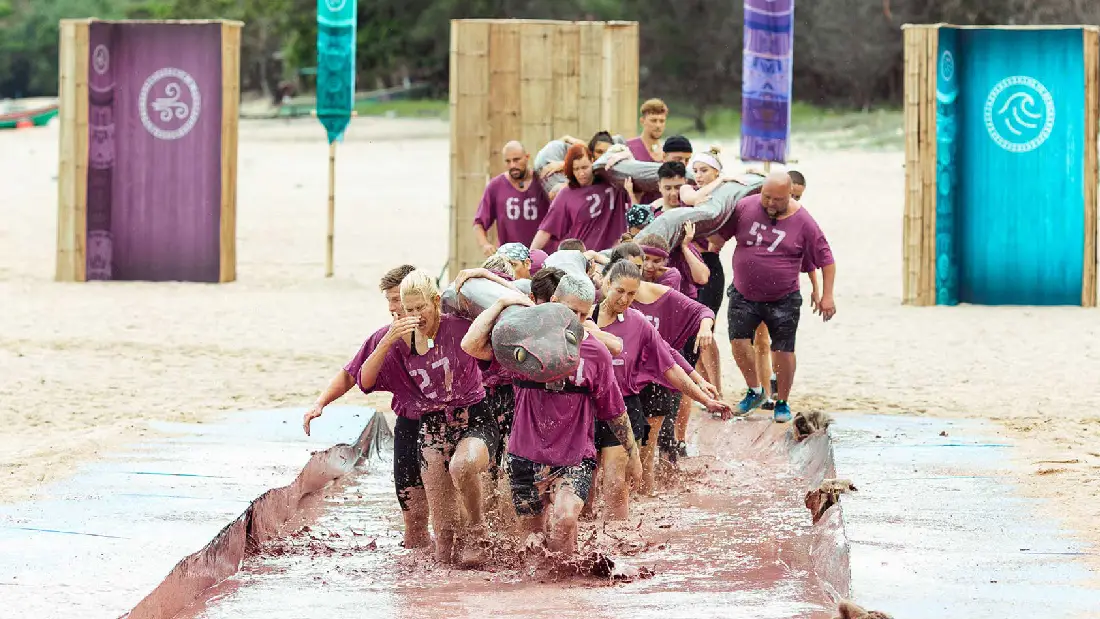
left=2, top=117, right=1099, bottom=576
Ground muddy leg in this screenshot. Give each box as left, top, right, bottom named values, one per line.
left=640, top=416, right=663, bottom=495
left=581, top=461, right=600, bottom=519
left=673, top=393, right=693, bottom=444
left=546, top=485, right=584, bottom=555
left=450, top=437, right=491, bottom=567
left=754, top=324, right=773, bottom=399
left=699, top=341, right=722, bottom=396
left=421, top=449, right=460, bottom=563
left=598, top=446, right=630, bottom=520
left=401, top=487, right=431, bottom=548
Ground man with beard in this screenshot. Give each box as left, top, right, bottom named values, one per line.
left=474, top=141, right=551, bottom=255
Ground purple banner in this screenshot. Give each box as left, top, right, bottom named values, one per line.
left=87, top=23, right=116, bottom=280
left=106, top=23, right=223, bottom=282
left=741, top=0, right=795, bottom=163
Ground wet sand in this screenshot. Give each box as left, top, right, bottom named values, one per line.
left=1, top=117, right=1099, bottom=578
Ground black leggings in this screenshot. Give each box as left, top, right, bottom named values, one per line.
left=695, top=251, right=726, bottom=316
left=394, top=416, right=423, bottom=511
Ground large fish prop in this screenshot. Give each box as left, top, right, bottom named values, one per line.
left=441, top=251, right=590, bottom=383
left=533, top=136, right=627, bottom=195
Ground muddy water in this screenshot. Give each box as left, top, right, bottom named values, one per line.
left=180, top=418, right=838, bottom=619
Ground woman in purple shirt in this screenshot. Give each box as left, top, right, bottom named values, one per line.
left=592, top=258, right=729, bottom=515
left=530, top=143, right=629, bottom=254
left=357, top=270, right=499, bottom=567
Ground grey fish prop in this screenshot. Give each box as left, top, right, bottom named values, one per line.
left=632, top=175, right=766, bottom=248
left=591, top=145, right=695, bottom=194
left=533, top=136, right=626, bottom=195
left=441, top=277, right=583, bottom=383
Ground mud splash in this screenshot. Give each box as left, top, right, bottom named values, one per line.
left=163, top=415, right=851, bottom=619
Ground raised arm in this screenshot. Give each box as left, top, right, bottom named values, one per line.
left=454, top=267, right=521, bottom=294
left=679, top=174, right=727, bottom=206
left=359, top=317, right=418, bottom=391
left=680, top=222, right=710, bottom=285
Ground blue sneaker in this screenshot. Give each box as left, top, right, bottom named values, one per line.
left=737, top=389, right=767, bottom=414
left=773, top=400, right=792, bottom=423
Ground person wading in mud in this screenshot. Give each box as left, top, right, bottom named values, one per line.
left=356, top=270, right=500, bottom=567
left=303, top=264, right=430, bottom=549
left=700, top=171, right=837, bottom=422
left=461, top=274, right=640, bottom=557
left=474, top=141, right=551, bottom=255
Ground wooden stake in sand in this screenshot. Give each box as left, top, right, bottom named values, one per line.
left=326, top=141, right=336, bottom=278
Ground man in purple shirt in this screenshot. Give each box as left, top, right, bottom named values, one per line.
left=715, top=172, right=837, bottom=423
left=461, top=273, right=640, bottom=556
left=473, top=140, right=551, bottom=255
left=625, top=98, right=668, bottom=205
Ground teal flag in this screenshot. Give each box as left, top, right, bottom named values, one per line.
left=316, top=0, right=357, bottom=143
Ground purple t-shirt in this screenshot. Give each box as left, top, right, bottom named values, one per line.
left=599, top=307, right=679, bottom=396
left=625, top=137, right=662, bottom=204
left=474, top=173, right=551, bottom=247
left=354, top=314, right=485, bottom=420
left=655, top=266, right=681, bottom=290
left=668, top=242, right=704, bottom=299
left=345, top=326, right=424, bottom=420
left=508, top=334, right=626, bottom=466
left=718, top=195, right=835, bottom=303
left=538, top=181, right=628, bottom=252
left=633, top=288, right=715, bottom=350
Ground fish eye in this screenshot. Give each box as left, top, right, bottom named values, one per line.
left=514, top=347, right=528, bottom=363
left=565, top=330, right=578, bottom=345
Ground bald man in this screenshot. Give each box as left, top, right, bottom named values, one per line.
left=712, top=172, right=837, bottom=423
left=473, top=141, right=552, bottom=255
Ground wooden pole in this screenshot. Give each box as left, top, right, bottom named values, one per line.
left=326, top=142, right=336, bottom=278
left=763, top=161, right=772, bottom=173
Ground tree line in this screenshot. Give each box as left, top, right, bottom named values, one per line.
left=3, top=0, right=1099, bottom=127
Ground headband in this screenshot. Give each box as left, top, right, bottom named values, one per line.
left=642, top=246, right=669, bottom=259
left=691, top=152, right=722, bottom=172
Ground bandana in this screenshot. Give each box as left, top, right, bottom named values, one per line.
left=641, top=245, right=669, bottom=259
left=497, top=242, right=531, bottom=262
left=529, top=249, right=548, bottom=275
left=690, top=152, right=722, bottom=173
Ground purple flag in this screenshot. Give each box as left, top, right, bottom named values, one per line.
left=741, top=0, right=795, bottom=163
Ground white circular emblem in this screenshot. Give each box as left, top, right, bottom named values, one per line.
left=92, top=45, right=110, bottom=75
left=939, top=50, right=954, bottom=82
left=325, top=0, right=347, bottom=10
left=138, top=68, right=201, bottom=141
left=983, top=75, right=1055, bottom=153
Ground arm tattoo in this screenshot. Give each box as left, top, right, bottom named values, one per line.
left=607, top=413, right=636, bottom=453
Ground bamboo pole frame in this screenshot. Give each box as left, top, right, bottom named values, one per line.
left=448, top=19, right=640, bottom=276
left=55, top=19, right=242, bottom=283
left=901, top=23, right=1099, bottom=307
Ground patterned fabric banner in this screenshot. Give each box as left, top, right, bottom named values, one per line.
left=741, top=0, right=794, bottom=163
left=316, top=0, right=357, bottom=144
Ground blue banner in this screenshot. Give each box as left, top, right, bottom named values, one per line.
left=935, top=28, right=959, bottom=305
left=955, top=29, right=1085, bottom=305
left=316, top=0, right=357, bottom=144
left=740, top=0, right=794, bottom=163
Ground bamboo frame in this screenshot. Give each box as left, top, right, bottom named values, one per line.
left=1084, top=29, right=1099, bottom=307
left=56, top=19, right=90, bottom=283
left=219, top=21, right=241, bottom=283
left=55, top=18, right=242, bottom=283
left=448, top=19, right=640, bottom=276
left=902, top=23, right=1099, bottom=307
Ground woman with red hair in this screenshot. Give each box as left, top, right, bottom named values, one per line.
left=530, top=143, right=629, bottom=253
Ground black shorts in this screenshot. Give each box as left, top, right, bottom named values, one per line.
left=640, top=383, right=682, bottom=418
left=394, top=415, right=423, bottom=512
left=680, top=336, right=700, bottom=367
left=695, top=252, right=726, bottom=316
left=726, top=285, right=802, bottom=353
left=594, top=394, right=648, bottom=449
left=507, top=454, right=597, bottom=516
left=418, top=401, right=500, bottom=470
left=482, top=385, right=516, bottom=466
